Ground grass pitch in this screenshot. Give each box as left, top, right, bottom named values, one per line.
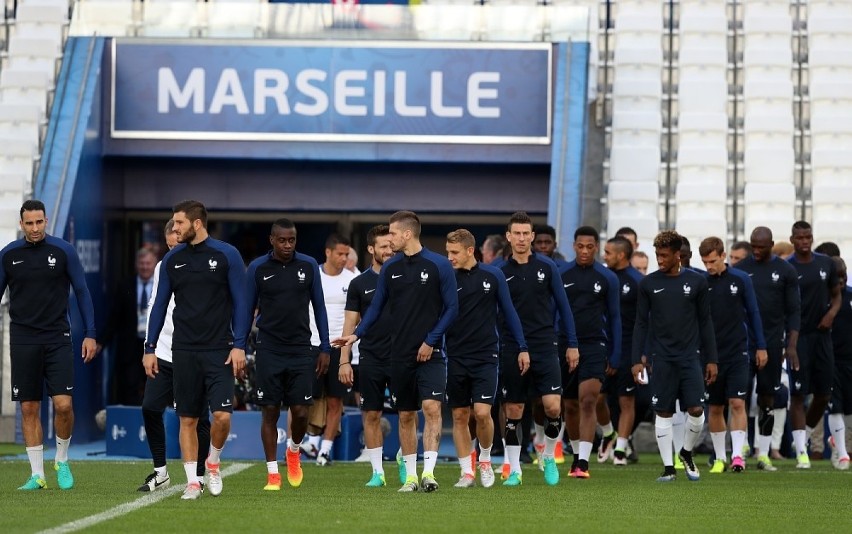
left=1, top=454, right=849, bottom=533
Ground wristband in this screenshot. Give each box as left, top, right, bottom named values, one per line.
left=339, top=361, right=351, bottom=367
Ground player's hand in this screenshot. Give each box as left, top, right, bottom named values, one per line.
left=225, top=348, right=246, bottom=378
left=143, top=353, right=159, bottom=379
left=417, top=343, right=434, bottom=362
left=605, top=363, right=617, bottom=377
left=331, top=335, right=358, bottom=348
left=316, top=351, right=330, bottom=376
left=81, top=337, right=97, bottom=363
left=705, top=363, right=718, bottom=385
left=785, top=344, right=800, bottom=372
left=755, top=349, right=768, bottom=371
left=817, top=313, right=835, bottom=331
left=565, top=347, right=579, bottom=372
left=518, top=351, right=531, bottom=375
left=338, top=361, right=354, bottom=387
left=95, top=343, right=104, bottom=355
left=632, top=356, right=647, bottom=384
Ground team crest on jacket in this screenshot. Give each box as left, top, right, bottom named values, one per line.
left=683, top=283, right=691, bottom=296
left=771, top=271, right=780, bottom=283
left=48, top=254, right=57, bottom=269
left=420, top=270, right=429, bottom=284
left=483, top=280, right=491, bottom=293
left=297, top=269, right=306, bottom=283
left=209, top=259, right=218, bottom=271
left=537, top=269, right=546, bottom=283
left=730, top=283, right=738, bottom=295
left=593, top=281, right=602, bottom=293
left=820, top=269, right=827, bottom=281
left=622, top=283, right=631, bottom=295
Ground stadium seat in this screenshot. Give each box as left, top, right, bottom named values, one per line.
left=742, top=79, right=794, bottom=118
left=607, top=215, right=658, bottom=251
left=612, top=77, right=662, bottom=115
left=205, top=1, right=266, bottom=38
left=743, top=182, right=796, bottom=241
left=141, top=0, right=203, bottom=38
left=742, top=3, right=792, bottom=51
left=482, top=4, right=545, bottom=42
left=9, top=3, right=67, bottom=43
left=411, top=5, right=480, bottom=41
left=678, top=0, right=727, bottom=51
left=0, top=69, right=50, bottom=113
left=807, top=50, right=852, bottom=86
left=742, top=47, right=794, bottom=85
left=609, top=144, right=661, bottom=183
left=0, top=172, right=29, bottom=196
left=811, top=148, right=852, bottom=188
left=614, top=4, right=663, bottom=53
left=675, top=180, right=727, bottom=218
left=678, top=47, right=728, bottom=79
left=808, top=15, right=852, bottom=55
left=677, top=112, right=728, bottom=150
left=70, top=0, right=139, bottom=37
left=613, top=47, right=663, bottom=82
left=5, top=37, right=62, bottom=85
left=611, top=111, right=661, bottom=148
left=678, top=77, right=728, bottom=116
left=0, top=106, right=40, bottom=147
left=743, top=113, right=794, bottom=151
left=810, top=113, right=852, bottom=151
left=676, top=145, right=728, bottom=185
left=809, top=81, right=852, bottom=119
left=607, top=180, right=659, bottom=219
left=743, top=146, right=795, bottom=184
left=676, top=217, right=729, bottom=249
left=0, top=138, right=37, bottom=176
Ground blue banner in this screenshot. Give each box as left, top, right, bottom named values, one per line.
left=111, top=40, right=551, bottom=145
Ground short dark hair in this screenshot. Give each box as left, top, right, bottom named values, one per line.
left=615, top=226, right=637, bottom=239
left=607, top=236, right=633, bottom=258
left=815, top=241, right=841, bottom=258
left=325, top=233, right=351, bottom=250
left=389, top=210, right=421, bottom=238
left=533, top=224, right=557, bottom=239
left=482, top=234, right=507, bottom=255
left=447, top=229, right=476, bottom=249
left=792, top=220, right=812, bottom=233
left=164, top=219, right=175, bottom=234
left=731, top=241, right=753, bottom=254
left=653, top=230, right=683, bottom=253
left=20, top=199, right=46, bottom=220
left=680, top=235, right=692, bottom=249
left=366, top=224, right=389, bottom=247
left=698, top=236, right=725, bottom=257
left=271, top=218, right=296, bottom=234
left=574, top=225, right=599, bottom=243
left=507, top=211, right=533, bottom=232
left=173, top=200, right=208, bottom=227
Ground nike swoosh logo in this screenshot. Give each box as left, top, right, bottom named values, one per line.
left=551, top=386, right=561, bottom=391
left=263, top=275, right=275, bottom=281
left=798, top=275, right=803, bottom=279
left=304, top=395, right=312, bottom=400
left=564, top=283, right=575, bottom=288
left=625, top=386, right=635, bottom=392
left=431, top=391, right=442, bottom=396
left=654, top=289, right=665, bottom=293
left=175, top=264, right=187, bottom=269
left=506, top=276, right=515, bottom=281
left=457, top=287, right=463, bottom=292
left=221, top=401, right=232, bottom=407
left=748, top=273, right=754, bottom=277
left=773, top=385, right=781, bottom=391
left=12, top=260, right=23, bottom=265
left=737, top=391, right=747, bottom=396
left=481, top=395, right=493, bottom=399
left=392, top=274, right=403, bottom=279
left=365, top=289, right=375, bottom=294
left=65, top=386, right=73, bottom=391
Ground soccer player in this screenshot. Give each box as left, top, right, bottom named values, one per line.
left=145, top=200, right=248, bottom=500
left=615, top=226, right=640, bottom=253
left=497, top=211, right=579, bottom=487
left=632, top=230, right=717, bottom=482
left=480, top=234, right=507, bottom=265
left=533, top=224, right=568, bottom=267
left=138, top=219, right=211, bottom=492
left=308, top=233, right=357, bottom=466
left=445, top=229, right=529, bottom=489
left=1, top=199, right=97, bottom=491
left=243, top=218, right=330, bottom=490
left=698, top=237, right=767, bottom=473
left=787, top=220, right=841, bottom=468
left=631, top=251, right=649, bottom=275
left=603, top=235, right=645, bottom=465
left=560, top=226, right=621, bottom=478
left=333, top=211, right=458, bottom=493
left=728, top=241, right=753, bottom=266
left=736, top=226, right=800, bottom=471
left=338, top=225, right=395, bottom=487
left=828, top=256, right=851, bottom=470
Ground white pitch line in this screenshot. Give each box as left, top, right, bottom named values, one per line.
left=39, top=462, right=252, bottom=534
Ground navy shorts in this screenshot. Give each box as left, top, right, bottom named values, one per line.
left=447, top=353, right=499, bottom=408
left=616, top=361, right=640, bottom=397
left=390, top=352, right=446, bottom=412
left=751, top=345, right=784, bottom=397
left=142, top=358, right=176, bottom=412
left=255, top=347, right=315, bottom=407
left=830, top=360, right=852, bottom=415
left=707, top=354, right=750, bottom=405
left=649, top=356, right=706, bottom=414
left=791, top=331, right=835, bottom=397
left=501, top=346, right=562, bottom=403
left=172, top=349, right=235, bottom=417
left=562, top=341, right=608, bottom=399
left=313, top=347, right=351, bottom=399
left=358, top=356, right=391, bottom=412
left=10, top=343, right=74, bottom=401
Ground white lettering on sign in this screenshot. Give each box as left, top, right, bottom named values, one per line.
left=76, top=239, right=101, bottom=274
left=156, top=67, right=501, bottom=119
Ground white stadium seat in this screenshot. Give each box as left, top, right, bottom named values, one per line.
left=811, top=148, right=852, bottom=188
left=679, top=1, right=727, bottom=51
left=676, top=180, right=727, bottom=218
left=614, top=47, right=663, bottom=82
left=677, top=112, right=728, bottom=149
left=611, top=111, right=662, bottom=148
left=678, top=77, right=728, bottom=115
left=609, top=145, right=661, bottom=183
left=810, top=113, right=852, bottom=151
left=677, top=145, right=728, bottom=184
left=743, top=146, right=796, bottom=184
left=742, top=79, right=794, bottom=118
left=744, top=182, right=796, bottom=242
left=743, top=113, right=794, bottom=151
left=612, top=77, right=663, bottom=115
left=608, top=180, right=659, bottom=219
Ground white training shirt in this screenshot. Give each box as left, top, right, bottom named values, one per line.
left=309, top=264, right=359, bottom=363
left=145, top=260, right=176, bottom=363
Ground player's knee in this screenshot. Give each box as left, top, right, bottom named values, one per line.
left=452, top=408, right=470, bottom=425
left=363, top=410, right=381, bottom=425
left=686, top=407, right=704, bottom=417
left=473, top=405, right=491, bottom=422
left=52, top=398, right=73, bottom=416
left=729, top=399, right=746, bottom=413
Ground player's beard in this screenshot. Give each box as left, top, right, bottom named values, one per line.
left=180, top=225, right=196, bottom=244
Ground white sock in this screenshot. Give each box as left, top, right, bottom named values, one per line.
left=829, top=413, right=849, bottom=459
left=672, top=411, right=686, bottom=454
left=544, top=435, right=559, bottom=458
left=479, top=444, right=492, bottom=463
left=367, top=447, right=384, bottom=474
left=771, top=408, right=787, bottom=449
left=711, top=431, right=727, bottom=462
left=579, top=441, right=593, bottom=462
left=155, top=465, right=168, bottom=478
left=423, top=450, right=438, bottom=475
left=793, top=429, right=807, bottom=456
left=289, top=438, right=302, bottom=453
left=403, top=453, right=417, bottom=480
left=655, top=415, right=674, bottom=466
left=320, top=439, right=334, bottom=455
left=730, top=430, right=747, bottom=460
left=183, top=462, right=198, bottom=485
left=569, top=439, right=580, bottom=457
left=600, top=421, right=614, bottom=436
left=25, top=445, right=44, bottom=478
left=459, top=454, right=473, bottom=476
left=757, top=434, right=772, bottom=457
left=506, top=445, right=521, bottom=473
left=308, top=434, right=321, bottom=448
left=207, top=445, right=222, bottom=465
left=615, top=436, right=628, bottom=451
left=684, top=413, right=705, bottom=452
left=55, top=436, right=71, bottom=463
left=533, top=423, right=546, bottom=446
left=266, top=461, right=278, bottom=475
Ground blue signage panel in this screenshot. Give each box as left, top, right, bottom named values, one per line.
left=111, top=40, right=551, bottom=145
